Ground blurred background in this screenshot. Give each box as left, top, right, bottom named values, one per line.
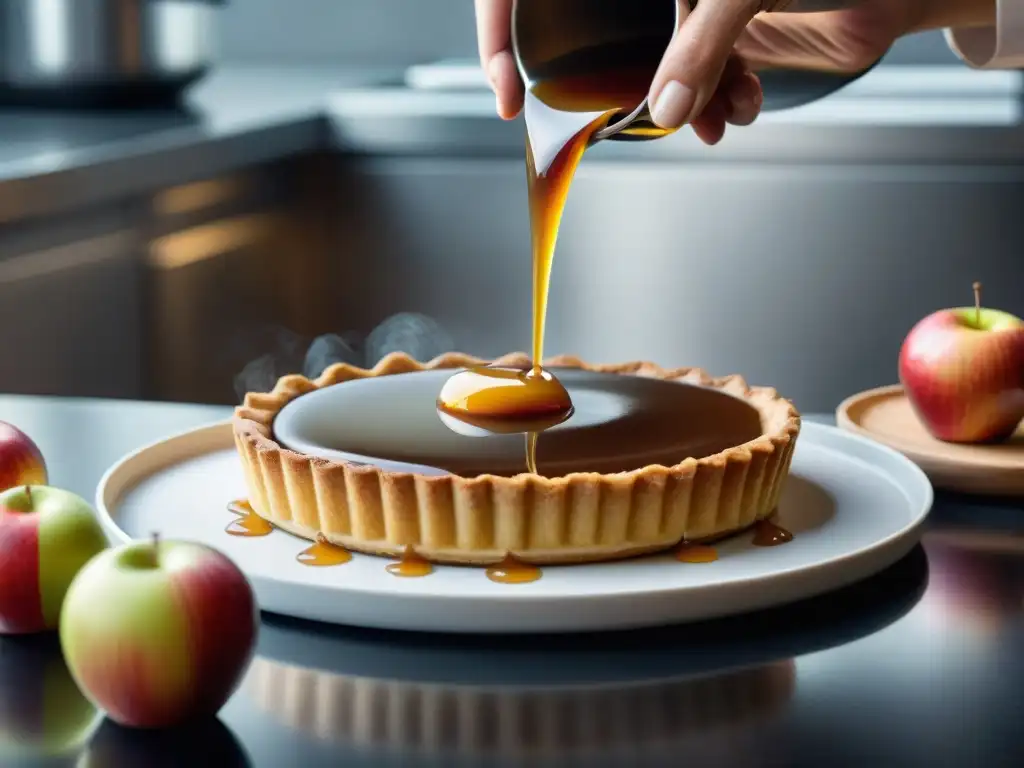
left=1, top=0, right=1021, bottom=412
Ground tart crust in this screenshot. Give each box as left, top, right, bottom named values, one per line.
left=232, top=352, right=801, bottom=565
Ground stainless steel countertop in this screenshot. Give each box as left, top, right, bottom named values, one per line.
left=3, top=63, right=1024, bottom=224
left=0, top=393, right=1022, bottom=767
left=328, top=65, right=1024, bottom=165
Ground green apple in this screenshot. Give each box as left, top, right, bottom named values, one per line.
left=0, top=487, right=109, bottom=635
left=60, top=536, right=259, bottom=729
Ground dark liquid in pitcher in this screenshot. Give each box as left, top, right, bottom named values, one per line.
left=439, top=38, right=672, bottom=472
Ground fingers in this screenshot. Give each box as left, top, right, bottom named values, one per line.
left=474, top=0, right=524, bottom=119
left=649, top=0, right=760, bottom=130
left=725, top=69, right=763, bottom=126
left=490, top=51, right=525, bottom=119
left=690, top=56, right=763, bottom=145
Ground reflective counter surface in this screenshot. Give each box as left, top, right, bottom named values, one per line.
left=0, top=395, right=1021, bottom=767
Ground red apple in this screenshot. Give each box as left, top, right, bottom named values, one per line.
left=0, top=486, right=109, bottom=635
left=59, top=536, right=259, bottom=729
left=0, top=422, right=47, bottom=494
left=899, top=284, right=1024, bottom=443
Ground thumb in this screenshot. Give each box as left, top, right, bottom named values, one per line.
left=649, top=0, right=760, bottom=130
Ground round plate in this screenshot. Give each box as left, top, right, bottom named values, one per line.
left=837, top=384, right=1024, bottom=497
left=255, top=545, right=928, bottom=686
left=96, top=421, right=932, bottom=634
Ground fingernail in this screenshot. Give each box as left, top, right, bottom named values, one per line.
left=729, top=91, right=757, bottom=125
left=749, top=73, right=763, bottom=109
left=728, top=74, right=763, bottom=126
left=650, top=81, right=696, bottom=129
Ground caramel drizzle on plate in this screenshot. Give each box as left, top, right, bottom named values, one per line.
left=486, top=555, right=542, bottom=584
left=675, top=543, right=719, bottom=563
left=296, top=534, right=352, bottom=566
left=226, top=499, right=274, bottom=537
left=752, top=519, right=794, bottom=547
left=386, top=546, right=434, bottom=578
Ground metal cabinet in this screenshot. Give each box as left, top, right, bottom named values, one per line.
left=142, top=156, right=338, bottom=404
left=0, top=203, right=144, bottom=399
left=327, top=156, right=1024, bottom=413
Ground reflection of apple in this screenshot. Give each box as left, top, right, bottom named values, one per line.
left=923, top=533, right=1022, bottom=630
left=0, top=634, right=100, bottom=765
left=0, top=422, right=47, bottom=494
left=0, top=487, right=109, bottom=635
left=77, top=717, right=250, bottom=768
left=60, top=537, right=259, bottom=729
left=899, top=283, right=1024, bottom=443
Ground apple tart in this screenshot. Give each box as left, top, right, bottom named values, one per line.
left=232, top=352, right=801, bottom=565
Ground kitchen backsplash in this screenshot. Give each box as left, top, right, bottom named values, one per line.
left=219, top=0, right=476, bottom=67
left=219, top=0, right=959, bottom=67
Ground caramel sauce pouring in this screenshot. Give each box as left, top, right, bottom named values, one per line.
left=437, top=62, right=664, bottom=472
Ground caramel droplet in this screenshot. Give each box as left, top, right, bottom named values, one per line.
left=226, top=500, right=274, bottom=537
left=752, top=519, right=794, bottom=547
left=386, top=546, right=434, bottom=578
left=675, top=543, right=718, bottom=563
left=296, top=533, right=352, bottom=566
left=486, top=555, right=542, bottom=584
left=437, top=366, right=573, bottom=435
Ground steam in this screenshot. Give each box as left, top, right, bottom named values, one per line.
left=303, top=333, right=361, bottom=379
left=365, top=312, right=453, bottom=365
left=233, top=313, right=454, bottom=401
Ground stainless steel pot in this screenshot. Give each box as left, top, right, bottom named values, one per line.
left=0, top=0, right=223, bottom=107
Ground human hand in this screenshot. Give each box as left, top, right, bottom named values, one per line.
left=475, top=0, right=993, bottom=146
left=735, top=0, right=996, bottom=73
left=472, top=0, right=768, bottom=144
left=646, top=0, right=917, bottom=143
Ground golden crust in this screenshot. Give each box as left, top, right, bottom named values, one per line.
left=232, top=352, right=801, bottom=565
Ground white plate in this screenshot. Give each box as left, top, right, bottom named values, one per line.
left=96, top=421, right=932, bottom=634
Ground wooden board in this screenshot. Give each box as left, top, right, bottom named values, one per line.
left=837, top=385, right=1024, bottom=497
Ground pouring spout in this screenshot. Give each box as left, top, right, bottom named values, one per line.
left=591, top=99, right=652, bottom=142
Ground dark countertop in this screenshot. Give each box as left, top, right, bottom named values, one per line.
left=5, top=63, right=1024, bottom=224
left=0, top=394, right=1021, bottom=767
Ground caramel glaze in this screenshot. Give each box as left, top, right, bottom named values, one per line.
left=302, top=368, right=764, bottom=479
left=486, top=555, right=542, bottom=584
left=675, top=543, right=719, bottom=563
left=437, top=40, right=671, bottom=472
left=386, top=547, right=434, bottom=578
left=226, top=499, right=274, bottom=537
left=296, top=534, right=353, bottom=566
left=752, top=519, right=794, bottom=547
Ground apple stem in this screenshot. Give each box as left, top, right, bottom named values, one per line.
left=973, top=281, right=982, bottom=326
left=24, top=486, right=30, bottom=505
left=151, top=531, right=161, bottom=566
